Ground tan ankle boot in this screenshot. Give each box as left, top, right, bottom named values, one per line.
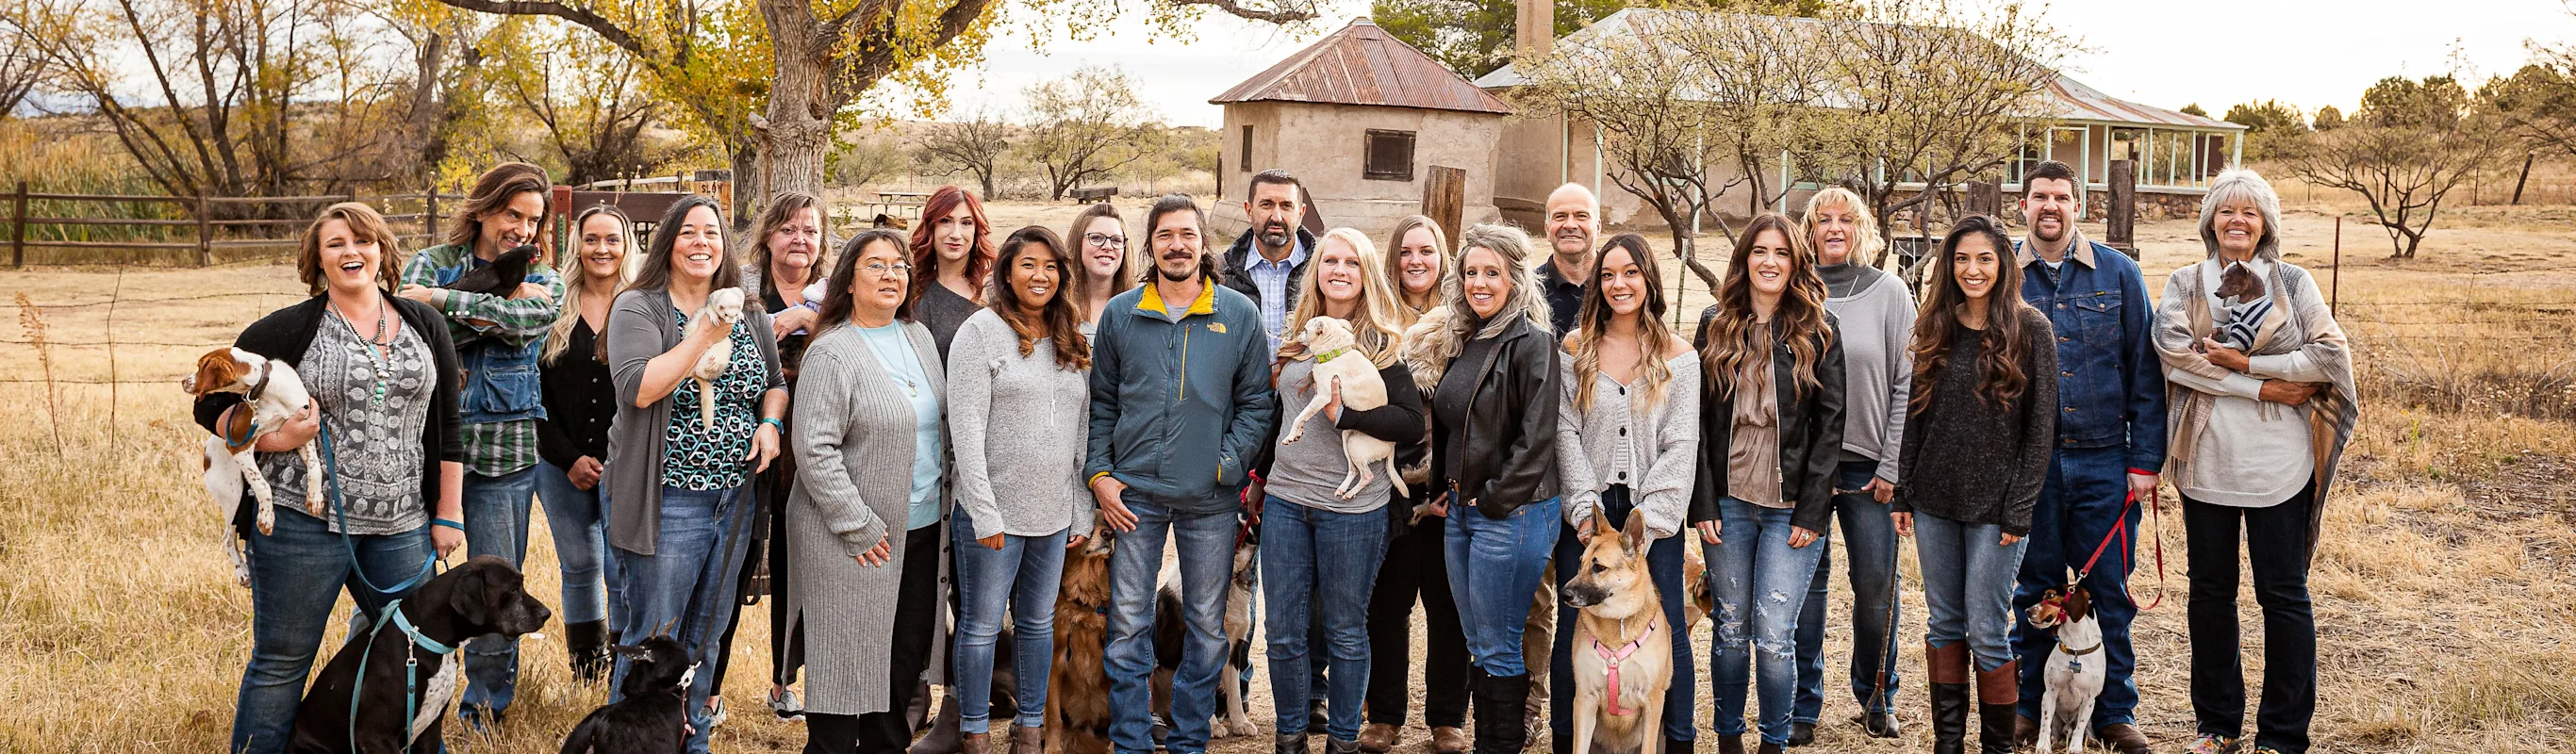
left=1430, top=727, right=1468, bottom=754
left=960, top=731, right=989, bottom=754
left=1011, top=725, right=1042, bottom=754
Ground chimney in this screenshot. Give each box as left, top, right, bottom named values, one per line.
left=1516, top=0, right=1554, bottom=57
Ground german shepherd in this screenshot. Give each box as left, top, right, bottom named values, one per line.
left=1560, top=509, right=1675, bottom=754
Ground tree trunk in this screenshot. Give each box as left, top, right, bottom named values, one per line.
left=753, top=24, right=838, bottom=221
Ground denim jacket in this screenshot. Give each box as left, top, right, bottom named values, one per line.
left=404, top=243, right=561, bottom=425
left=2015, top=231, right=2167, bottom=473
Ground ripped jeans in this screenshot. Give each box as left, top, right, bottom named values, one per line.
left=1706, top=498, right=1828, bottom=746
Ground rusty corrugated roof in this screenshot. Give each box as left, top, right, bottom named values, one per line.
left=1211, top=17, right=1514, bottom=116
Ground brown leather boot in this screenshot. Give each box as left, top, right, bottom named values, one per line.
left=2095, top=723, right=2154, bottom=754
left=1429, top=727, right=1468, bottom=754
left=1975, top=661, right=2020, bottom=754
left=960, top=731, right=989, bottom=754
left=1358, top=723, right=1399, bottom=754
left=1926, top=643, right=1972, bottom=754
left=1010, top=725, right=1041, bottom=754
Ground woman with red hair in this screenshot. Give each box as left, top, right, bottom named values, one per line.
left=909, top=186, right=997, bottom=361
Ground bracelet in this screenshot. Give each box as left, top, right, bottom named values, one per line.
left=432, top=517, right=465, bottom=532
left=760, top=417, right=784, bottom=432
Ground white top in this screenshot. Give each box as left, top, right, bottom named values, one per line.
left=2158, top=257, right=2322, bottom=507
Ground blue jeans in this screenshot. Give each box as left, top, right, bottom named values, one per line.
left=1707, top=498, right=1828, bottom=746
left=1914, top=512, right=2030, bottom=672
left=536, top=459, right=620, bottom=626
left=1106, top=500, right=1239, bottom=754
left=611, top=484, right=752, bottom=754
left=1445, top=496, right=1560, bottom=677
left=2010, top=447, right=2139, bottom=729
left=458, top=465, right=538, bottom=719
left=1551, top=485, right=1695, bottom=743
left=952, top=506, right=1068, bottom=733
left=229, top=508, right=431, bottom=754
left=1792, top=460, right=1905, bottom=721
left=1260, top=497, right=1390, bottom=742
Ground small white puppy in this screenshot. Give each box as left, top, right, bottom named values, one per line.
left=183, top=348, right=323, bottom=586
left=1279, top=317, right=1405, bottom=500
left=2030, top=585, right=2107, bottom=754
left=686, top=287, right=747, bottom=428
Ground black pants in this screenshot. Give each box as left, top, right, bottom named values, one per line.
left=1364, top=510, right=1470, bottom=729
left=806, top=524, right=943, bottom=754
left=2184, top=488, right=2317, bottom=754
left=712, top=456, right=804, bottom=697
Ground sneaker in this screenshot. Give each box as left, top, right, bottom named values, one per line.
left=2249, top=747, right=2285, bottom=754
left=771, top=686, right=807, bottom=722
left=706, top=697, right=728, bottom=729
left=2185, top=733, right=2241, bottom=754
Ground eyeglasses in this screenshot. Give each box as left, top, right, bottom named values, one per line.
left=862, top=261, right=913, bottom=276
left=1085, top=233, right=1127, bottom=249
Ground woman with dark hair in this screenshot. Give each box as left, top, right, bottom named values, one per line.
left=200, top=203, right=463, bottom=753
left=910, top=186, right=997, bottom=359
left=1892, top=214, right=2056, bottom=754
left=1357, top=214, right=1464, bottom=754
left=947, top=226, right=1096, bottom=754
left=1066, top=202, right=1132, bottom=328
left=1693, top=212, right=1845, bottom=754
left=536, top=203, right=636, bottom=682
left=787, top=229, right=952, bottom=754
left=1549, top=232, right=1701, bottom=754
left=603, top=195, right=788, bottom=754
left=735, top=190, right=831, bottom=721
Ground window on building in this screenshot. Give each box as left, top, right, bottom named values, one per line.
left=1240, top=124, right=1253, bottom=172
left=1363, top=129, right=1416, bottom=182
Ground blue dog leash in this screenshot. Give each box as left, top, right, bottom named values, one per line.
left=348, top=598, right=458, bottom=752
left=316, top=420, right=438, bottom=596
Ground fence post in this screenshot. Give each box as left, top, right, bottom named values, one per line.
left=9, top=181, right=25, bottom=268
left=196, top=193, right=214, bottom=268
left=425, top=184, right=440, bottom=246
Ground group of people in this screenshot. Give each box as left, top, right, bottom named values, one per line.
left=200, top=157, right=2355, bottom=754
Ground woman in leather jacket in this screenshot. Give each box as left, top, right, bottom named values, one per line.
left=1404, top=222, right=1561, bottom=754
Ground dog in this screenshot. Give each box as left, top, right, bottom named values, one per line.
left=2027, top=585, right=2106, bottom=754
left=1046, top=525, right=1119, bottom=754
left=440, top=244, right=537, bottom=297
left=560, top=634, right=697, bottom=754
left=1279, top=317, right=1406, bottom=500
left=1561, top=508, right=1675, bottom=754
left=2211, top=260, right=2271, bottom=352
left=1680, top=544, right=1709, bottom=631
left=1150, top=517, right=1263, bottom=740
left=685, top=287, right=746, bottom=429
left=184, top=348, right=324, bottom=585
left=288, top=556, right=553, bottom=753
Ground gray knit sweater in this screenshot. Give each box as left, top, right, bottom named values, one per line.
left=1891, top=306, right=2058, bottom=536
left=946, top=309, right=1097, bottom=538
left=1819, top=263, right=1916, bottom=483
left=1555, top=350, right=1702, bottom=539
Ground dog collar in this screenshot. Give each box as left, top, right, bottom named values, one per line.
left=245, top=359, right=272, bottom=402
left=1589, top=615, right=1659, bottom=717
left=2058, top=638, right=2102, bottom=656
left=1313, top=348, right=1346, bottom=364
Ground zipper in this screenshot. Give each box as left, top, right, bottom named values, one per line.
left=1177, top=317, right=1192, bottom=402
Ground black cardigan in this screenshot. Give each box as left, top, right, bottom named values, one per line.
left=537, top=318, right=614, bottom=468
left=193, top=295, right=465, bottom=536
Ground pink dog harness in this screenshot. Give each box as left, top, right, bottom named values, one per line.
left=1589, top=615, right=1660, bottom=716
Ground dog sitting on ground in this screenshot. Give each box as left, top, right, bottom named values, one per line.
left=2028, top=585, right=2106, bottom=754
left=2211, top=261, right=2271, bottom=352
left=288, top=556, right=553, bottom=753
left=184, top=347, right=324, bottom=586
left=1150, top=518, right=1263, bottom=740
left=1279, top=317, right=1406, bottom=500
left=1562, top=509, right=1675, bottom=754
left=560, top=634, right=696, bottom=754
left=685, top=287, right=746, bottom=429
left=1046, top=525, right=1118, bottom=754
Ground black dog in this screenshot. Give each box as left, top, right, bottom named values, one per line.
left=560, top=635, right=695, bottom=754
left=288, top=555, right=553, bottom=753
left=441, top=244, right=537, bottom=297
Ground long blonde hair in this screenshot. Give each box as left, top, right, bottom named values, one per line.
left=1568, top=234, right=1682, bottom=412
left=543, top=204, right=638, bottom=365
left=1280, top=227, right=1407, bottom=369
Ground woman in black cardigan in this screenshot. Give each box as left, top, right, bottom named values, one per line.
left=194, top=203, right=463, bottom=754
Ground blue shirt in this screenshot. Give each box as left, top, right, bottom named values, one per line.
left=1246, top=238, right=1309, bottom=353
left=2014, top=231, right=2168, bottom=473
left=858, top=321, right=946, bottom=530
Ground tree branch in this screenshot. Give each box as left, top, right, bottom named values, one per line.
left=422, top=0, right=653, bottom=63
left=1164, top=0, right=1319, bottom=23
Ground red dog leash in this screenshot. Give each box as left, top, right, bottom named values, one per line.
left=2072, top=488, right=2169, bottom=611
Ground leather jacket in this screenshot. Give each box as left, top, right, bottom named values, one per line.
left=1691, top=305, right=1847, bottom=533
left=1428, top=315, right=1561, bottom=519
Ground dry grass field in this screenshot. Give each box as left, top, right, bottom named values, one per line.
left=2, top=190, right=2572, bottom=752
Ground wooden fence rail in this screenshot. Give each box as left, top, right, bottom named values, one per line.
left=4, top=186, right=465, bottom=268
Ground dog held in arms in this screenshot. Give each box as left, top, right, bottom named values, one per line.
left=1279, top=316, right=1406, bottom=500
left=185, top=347, right=325, bottom=586
left=560, top=634, right=697, bottom=754
left=2027, top=585, right=2106, bottom=754
left=1561, top=509, right=1675, bottom=754
left=685, top=287, right=746, bottom=429
left=288, top=556, right=553, bottom=753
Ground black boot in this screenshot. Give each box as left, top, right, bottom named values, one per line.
left=1716, top=734, right=1744, bottom=754
left=565, top=619, right=610, bottom=681
left=1926, top=643, right=1971, bottom=754
left=1975, top=662, right=2021, bottom=754
left=908, top=691, right=962, bottom=754
left=1551, top=732, right=1572, bottom=754
left=1663, top=737, right=1693, bottom=754
left=1477, top=673, right=1530, bottom=754
left=1277, top=731, right=1313, bottom=754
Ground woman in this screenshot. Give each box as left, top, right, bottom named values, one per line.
left=199, top=202, right=464, bottom=753
left=1790, top=188, right=1916, bottom=743
left=910, top=185, right=997, bottom=359
left=603, top=195, right=788, bottom=754
left=536, top=203, right=636, bottom=682
left=1357, top=215, right=1466, bottom=754
left=947, top=226, right=1096, bottom=754
left=788, top=229, right=952, bottom=754
left=1693, top=212, right=1844, bottom=754
left=738, top=190, right=831, bottom=721
left=1261, top=228, right=1428, bottom=754
left=2153, top=170, right=2355, bottom=754
left=1550, top=233, right=1701, bottom=754
left=1889, top=215, right=2056, bottom=754
left=1067, top=202, right=1132, bottom=328
left=1406, top=223, right=1560, bottom=754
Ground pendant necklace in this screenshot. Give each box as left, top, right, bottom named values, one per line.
left=335, top=296, right=393, bottom=404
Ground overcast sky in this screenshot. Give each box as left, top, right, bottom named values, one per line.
left=913, top=0, right=2576, bottom=128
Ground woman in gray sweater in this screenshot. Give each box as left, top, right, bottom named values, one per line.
left=1891, top=216, right=2056, bottom=754
left=946, top=226, right=1097, bottom=754
left=788, top=229, right=951, bottom=754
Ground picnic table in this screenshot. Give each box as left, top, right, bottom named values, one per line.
left=1071, top=186, right=1117, bottom=204
left=868, top=190, right=929, bottom=222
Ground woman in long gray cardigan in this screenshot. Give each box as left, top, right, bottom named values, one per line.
left=789, top=228, right=952, bottom=754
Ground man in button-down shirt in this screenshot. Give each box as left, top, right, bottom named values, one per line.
left=1220, top=169, right=1314, bottom=354
left=2006, top=160, right=2168, bottom=754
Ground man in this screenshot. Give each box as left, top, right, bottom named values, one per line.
left=1531, top=183, right=1599, bottom=336
left=2007, top=160, right=2167, bottom=754
left=1089, top=194, right=1279, bottom=754
left=1220, top=169, right=1316, bottom=354
left=397, top=162, right=562, bottom=728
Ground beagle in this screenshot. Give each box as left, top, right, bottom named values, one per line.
left=183, top=348, right=322, bottom=586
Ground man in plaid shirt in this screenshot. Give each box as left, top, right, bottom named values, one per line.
left=397, top=163, right=563, bottom=729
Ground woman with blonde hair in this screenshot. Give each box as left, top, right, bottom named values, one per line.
left=1357, top=215, right=1467, bottom=754
left=536, top=203, right=637, bottom=682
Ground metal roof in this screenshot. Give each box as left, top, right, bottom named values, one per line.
left=1210, top=17, right=1514, bottom=116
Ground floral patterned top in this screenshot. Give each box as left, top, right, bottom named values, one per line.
left=662, top=309, right=767, bottom=490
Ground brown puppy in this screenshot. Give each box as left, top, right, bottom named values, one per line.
left=1561, top=509, right=1673, bottom=754
left=1046, top=525, right=1118, bottom=754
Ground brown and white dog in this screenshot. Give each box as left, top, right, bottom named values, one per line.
left=1561, top=508, right=1674, bottom=754
left=2028, top=585, right=2105, bottom=754
left=184, top=347, right=323, bottom=586
left=1046, top=525, right=1118, bottom=754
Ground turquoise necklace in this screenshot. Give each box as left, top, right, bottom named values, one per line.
left=331, top=297, right=393, bottom=405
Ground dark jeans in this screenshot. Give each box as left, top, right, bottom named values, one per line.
left=1793, top=460, right=1904, bottom=721
left=1550, top=485, right=1695, bottom=743
left=2011, top=446, right=2140, bottom=729
left=804, top=524, right=942, bottom=754
left=460, top=465, right=539, bottom=719
left=1262, top=497, right=1391, bottom=741
left=2185, top=489, right=2317, bottom=754
left=228, top=509, right=431, bottom=754
left=1364, top=512, right=1469, bottom=729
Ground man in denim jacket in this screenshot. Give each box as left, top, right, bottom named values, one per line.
left=2007, top=160, right=2167, bottom=754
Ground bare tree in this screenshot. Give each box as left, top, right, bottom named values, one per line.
left=0, top=44, right=44, bottom=118
left=915, top=109, right=1013, bottom=199
left=1021, top=66, right=1164, bottom=201
left=2282, top=74, right=2509, bottom=258
left=829, top=129, right=908, bottom=188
